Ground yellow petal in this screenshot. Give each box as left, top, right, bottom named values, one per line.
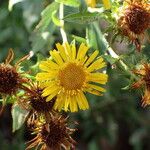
left=75, top=94, right=84, bottom=110
left=102, top=0, right=111, bottom=10
left=76, top=92, right=89, bottom=110
left=85, top=88, right=103, bottom=96
left=39, top=81, right=55, bottom=88
left=88, top=73, right=108, bottom=84
left=79, top=91, right=89, bottom=109
left=71, top=44, right=76, bottom=60
left=64, top=95, right=70, bottom=111
left=86, top=0, right=96, bottom=8
left=50, top=50, right=64, bottom=65
left=64, top=43, right=71, bottom=59
left=56, top=43, right=67, bottom=62
left=36, top=72, right=57, bottom=81
left=87, top=57, right=106, bottom=72
left=84, top=50, right=99, bottom=67
left=87, top=84, right=106, bottom=92
left=70, top=96, right=78, bottom=112
left=46, top=89, right=59, bottom=102
left=39, top=60, right=59, bottom=71
left=54, top=94, right=65, bottom=111
left=42, top=84, right=59, bottom=97
left=77, top=43, right=89, bottom=60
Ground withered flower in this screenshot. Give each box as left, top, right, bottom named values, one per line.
left=132, top=63, right=150, bottom=106
left=0, top=49, right=28, bottom=96
left=117, top=0, right=150, bottom=51
left=18, top=82, right=56, bottom=126
left=26, top=114, right=76, bottom=150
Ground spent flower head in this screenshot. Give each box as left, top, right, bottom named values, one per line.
left=26, top=114, right=76, bottom=150
left=132, top=63, right=150, bottom=106
left=36, top=43, right=108, bottom=112
left=0, top=49, right=29, bottom=97
left=117, top=0, right=150, bottom=51
left=18, top=82, right=56, bottom=126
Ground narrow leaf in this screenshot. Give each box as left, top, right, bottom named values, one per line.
left=64, top=12, right=99, bottom=24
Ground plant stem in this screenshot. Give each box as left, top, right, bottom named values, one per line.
left=59, top=3, right=67, bottom=43
left=108, top=47, right=128, bottom=71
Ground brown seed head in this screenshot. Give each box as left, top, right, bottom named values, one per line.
left=0, top=49, right=29, bottom=96
left=117, top=0, right=150, bottom=50
left=125, top=3, right=150, bottom=34
left=0, top=64, right=21, bottom=95
left=26, top=115, right=76, bottom=150
left=28, top=86, right=55, bottom=113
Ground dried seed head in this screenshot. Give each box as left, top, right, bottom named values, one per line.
left=0, top=64, right=21, bottom=95
left=28, top=85, right=55, bottom=113
left=125, top=4, right=150, bottom=34
left=117, top=0, right=150, bottom=50
left=132, top=64, right=150, bottom=106
left=0, top=49, right=29, bottom=96
left=20, top=83, right=56, bottom=127
left=26, top=115, right=76, bottom=150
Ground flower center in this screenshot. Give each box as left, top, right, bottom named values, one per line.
left=58, top=62, right=86, bottom=90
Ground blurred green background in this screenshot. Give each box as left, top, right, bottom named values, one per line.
left=0, top=0, right=150, bottom=150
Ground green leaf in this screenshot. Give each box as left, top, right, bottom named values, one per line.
left=52, top=10, right=62, bottom=26
left=103, top=55, right=118, bottom=65
left=36, top=2, right=59, bottom=32
left=8, top=0, right=25, bottom=11
left=71, top=35, right=86, bottom=43
left=31, top=22, right=56, bottom=52
left=55, top=0, right=80, bottom=7
left=64, top=12, right=99, bottom=24
left=87, top=23, right=109, bottom=54
left=12, top=104, right=29, bottom=132
left=31, top=2, right=59, bottom=52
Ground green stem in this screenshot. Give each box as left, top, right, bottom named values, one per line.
left=59, top=3, right=67, bottom=43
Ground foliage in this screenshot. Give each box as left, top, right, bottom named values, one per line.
left=0, top=0, right=150, bottom=150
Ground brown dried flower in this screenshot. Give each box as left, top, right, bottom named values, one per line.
left=117, top=0, right=150, bottom=51
left=0, top=49, right=28, bottom=96
left=132, top=63, right=150, bottom=106
left=18, top=82, right=56, bottom=126
left=26, top=114, right=76, bottom=150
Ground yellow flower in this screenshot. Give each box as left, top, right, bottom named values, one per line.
left=36, top=43, right=108, bottom=112
left=102, top=0, right=111, bottom=10
left=86, top=0, right=96, bottom=8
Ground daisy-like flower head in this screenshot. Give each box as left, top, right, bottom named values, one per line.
left=0, top=49, right=28, bottom=96
left=36, top=43, right=108, bottom=112
left=132, top=63, right=150, bottom=106
left=117, top=0, right=150, bottom=51
left=26, top=114, right=76, bottom=150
